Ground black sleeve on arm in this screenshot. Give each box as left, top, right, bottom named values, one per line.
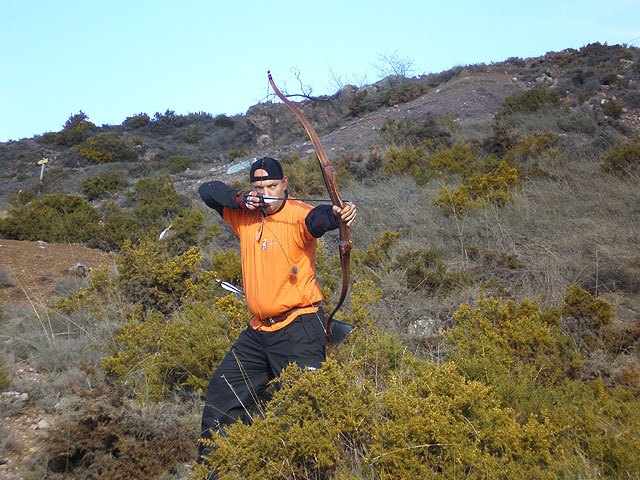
left=305, top=205, right=340, bottom=238
left=198, top=181, right=243, bottom=217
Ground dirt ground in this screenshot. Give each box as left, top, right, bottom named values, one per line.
left=0, top=241, right=116, bottom=478
left=0, top=239, right=116, bottom=306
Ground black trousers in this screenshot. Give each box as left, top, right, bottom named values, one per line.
left=199, top=310, right=327, bottom=447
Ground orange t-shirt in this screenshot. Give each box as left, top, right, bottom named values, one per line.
left=223, top=200, right=324, bottom=331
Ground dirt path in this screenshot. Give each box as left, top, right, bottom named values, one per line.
left=0, top=239, right=116, bottom=306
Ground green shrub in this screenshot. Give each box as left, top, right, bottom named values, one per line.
left=352, top=230, right=402, bottom=271
left=209, top=249, right=243, bottom=288
left=384, top=142, right=483, bottom=186
left=348, top=90, right=378, bottom=116
left=0, top=356, right=10, bottom=390
left=94, top=203, right=144, bottom=250
left=396, top=245, right=474, bottom=293
left=181, top=126, right=202, bottom=144
left=280, top=154, right=351, bottom=197
left=505, top=132, right=559, bottom=164
left=339, top=279, right=383, bottom=330
left=122, top=112, right=150, bottom=128
left=196, top=359, right=377, bottom=479
left=56, top=238, right=217, bottom=315
left=194, top=292, right=640, bottom=479
left=601, top=141, right=640, bottom=175
left=115, top=240, right=210, bottom=313
left=162, top=208, right=206, bottom=255
left=425, top=142, right=480, bottom=179
left=129, top=175, right=185, bottom=233
left=434, top=183, right=477, bottom=215
left=76, top=133, right=138, bottom=163
left=497, top=86, right=561, bottom=117
left=446, top=296, right=576, bottom=387
left=213, top=114, right=235, bottom=128
left=369, top=362, right=560, bottom=480
left=379, top=117, right=451, bottom=148
left=562, top=66, right=602, bottom=96
left=198, top=344, right=565, bottom=479
left=435, top=161, right=520, bottom=214
left=442, top=296, right=640, bottom=479
left=465, top=160, right=520, bottom=203
left=601, top=71, right=628, bottom=86
left=8, top=188, right=37, bottom=207
left=40, top=111, right=96, bottom=146
left=90, top=176, right=204, bottom=251
left=557, top=107, right=599, bottom=134
left=0, top=193, right=100, bottom=242
left=383, top=80, right=430, bottom=106
left=54, top=265, right=116, bottom=314
left=80, top=170, right=127, bottom=200
left=562, top=284, right=614, bottom=328
left=383, top=145, right=426, bottom=177
left=102, top=298, right=246, bottom=400
left=602, top=99, right=624, bottom=119
left=164, top=154, right=192, bottom=174
left=546, top=379, right=640, bottom=478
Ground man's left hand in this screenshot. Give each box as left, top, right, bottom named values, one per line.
left=333, top=202, right=357, bottom=227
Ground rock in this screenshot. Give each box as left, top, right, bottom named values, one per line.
left=256, top=134, right=271, bottom=148
left=620, top=58, right=635, bottom=69
left=36, top=419, right=50, bottom=430
left=68, top=263, right=89, bottom=277
left=0, top=391, right=29, bottom=409
left=408, top=317, right=442, bottom=336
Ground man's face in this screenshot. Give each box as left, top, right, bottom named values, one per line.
left=250, top=169, right=287, bottom=212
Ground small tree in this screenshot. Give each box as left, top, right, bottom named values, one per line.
left=375, top=50, right=416, bottom=78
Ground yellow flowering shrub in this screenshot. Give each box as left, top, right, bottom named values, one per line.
left=116, top=240, right=207, bottom=313
left=102, top=297, right=246, bottom=401
left=435, top=161, right=520, bottom=214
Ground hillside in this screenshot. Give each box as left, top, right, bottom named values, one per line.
left=1, top=43, right=640, bottom=479
left=1, top=45, right=638, bottom=210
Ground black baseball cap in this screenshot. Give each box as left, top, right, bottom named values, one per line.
left=250, top=157, right=284, bottom=182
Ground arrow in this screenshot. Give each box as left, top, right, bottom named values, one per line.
left=260, top=195, right=351, bottom=204
left=215, top=278, right=244, bottom=297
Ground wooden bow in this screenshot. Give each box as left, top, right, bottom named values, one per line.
left=267, top=70, right=352, bottom=324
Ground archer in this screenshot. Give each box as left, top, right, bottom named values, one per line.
left=196, top=156, right=356, bottom=473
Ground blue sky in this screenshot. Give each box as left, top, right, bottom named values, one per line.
left=1, top=0, right=638, bottom=142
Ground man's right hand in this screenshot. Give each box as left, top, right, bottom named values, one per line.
left=241, top=191, right=261, bottom=210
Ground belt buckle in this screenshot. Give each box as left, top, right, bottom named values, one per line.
left=266, top=316, right=275, bottom=324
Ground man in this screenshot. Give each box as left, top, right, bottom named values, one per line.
left=196, top=156, right=356, bottom=464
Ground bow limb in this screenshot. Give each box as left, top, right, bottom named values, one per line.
left=267, top=70, right=352, bottom=322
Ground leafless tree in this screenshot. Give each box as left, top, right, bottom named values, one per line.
left=327, top=67, right=369, bottom=92
left=374, top=50, right=416, bottom=78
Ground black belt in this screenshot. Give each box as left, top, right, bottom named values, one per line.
left=262, top=302, right=322, bottom=325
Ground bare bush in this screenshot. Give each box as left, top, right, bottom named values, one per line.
left=0, top=266, right=16, bottom=287
left=0, top=425, right=20, bottom=459
left=29, top=372, right=197, bottom=479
